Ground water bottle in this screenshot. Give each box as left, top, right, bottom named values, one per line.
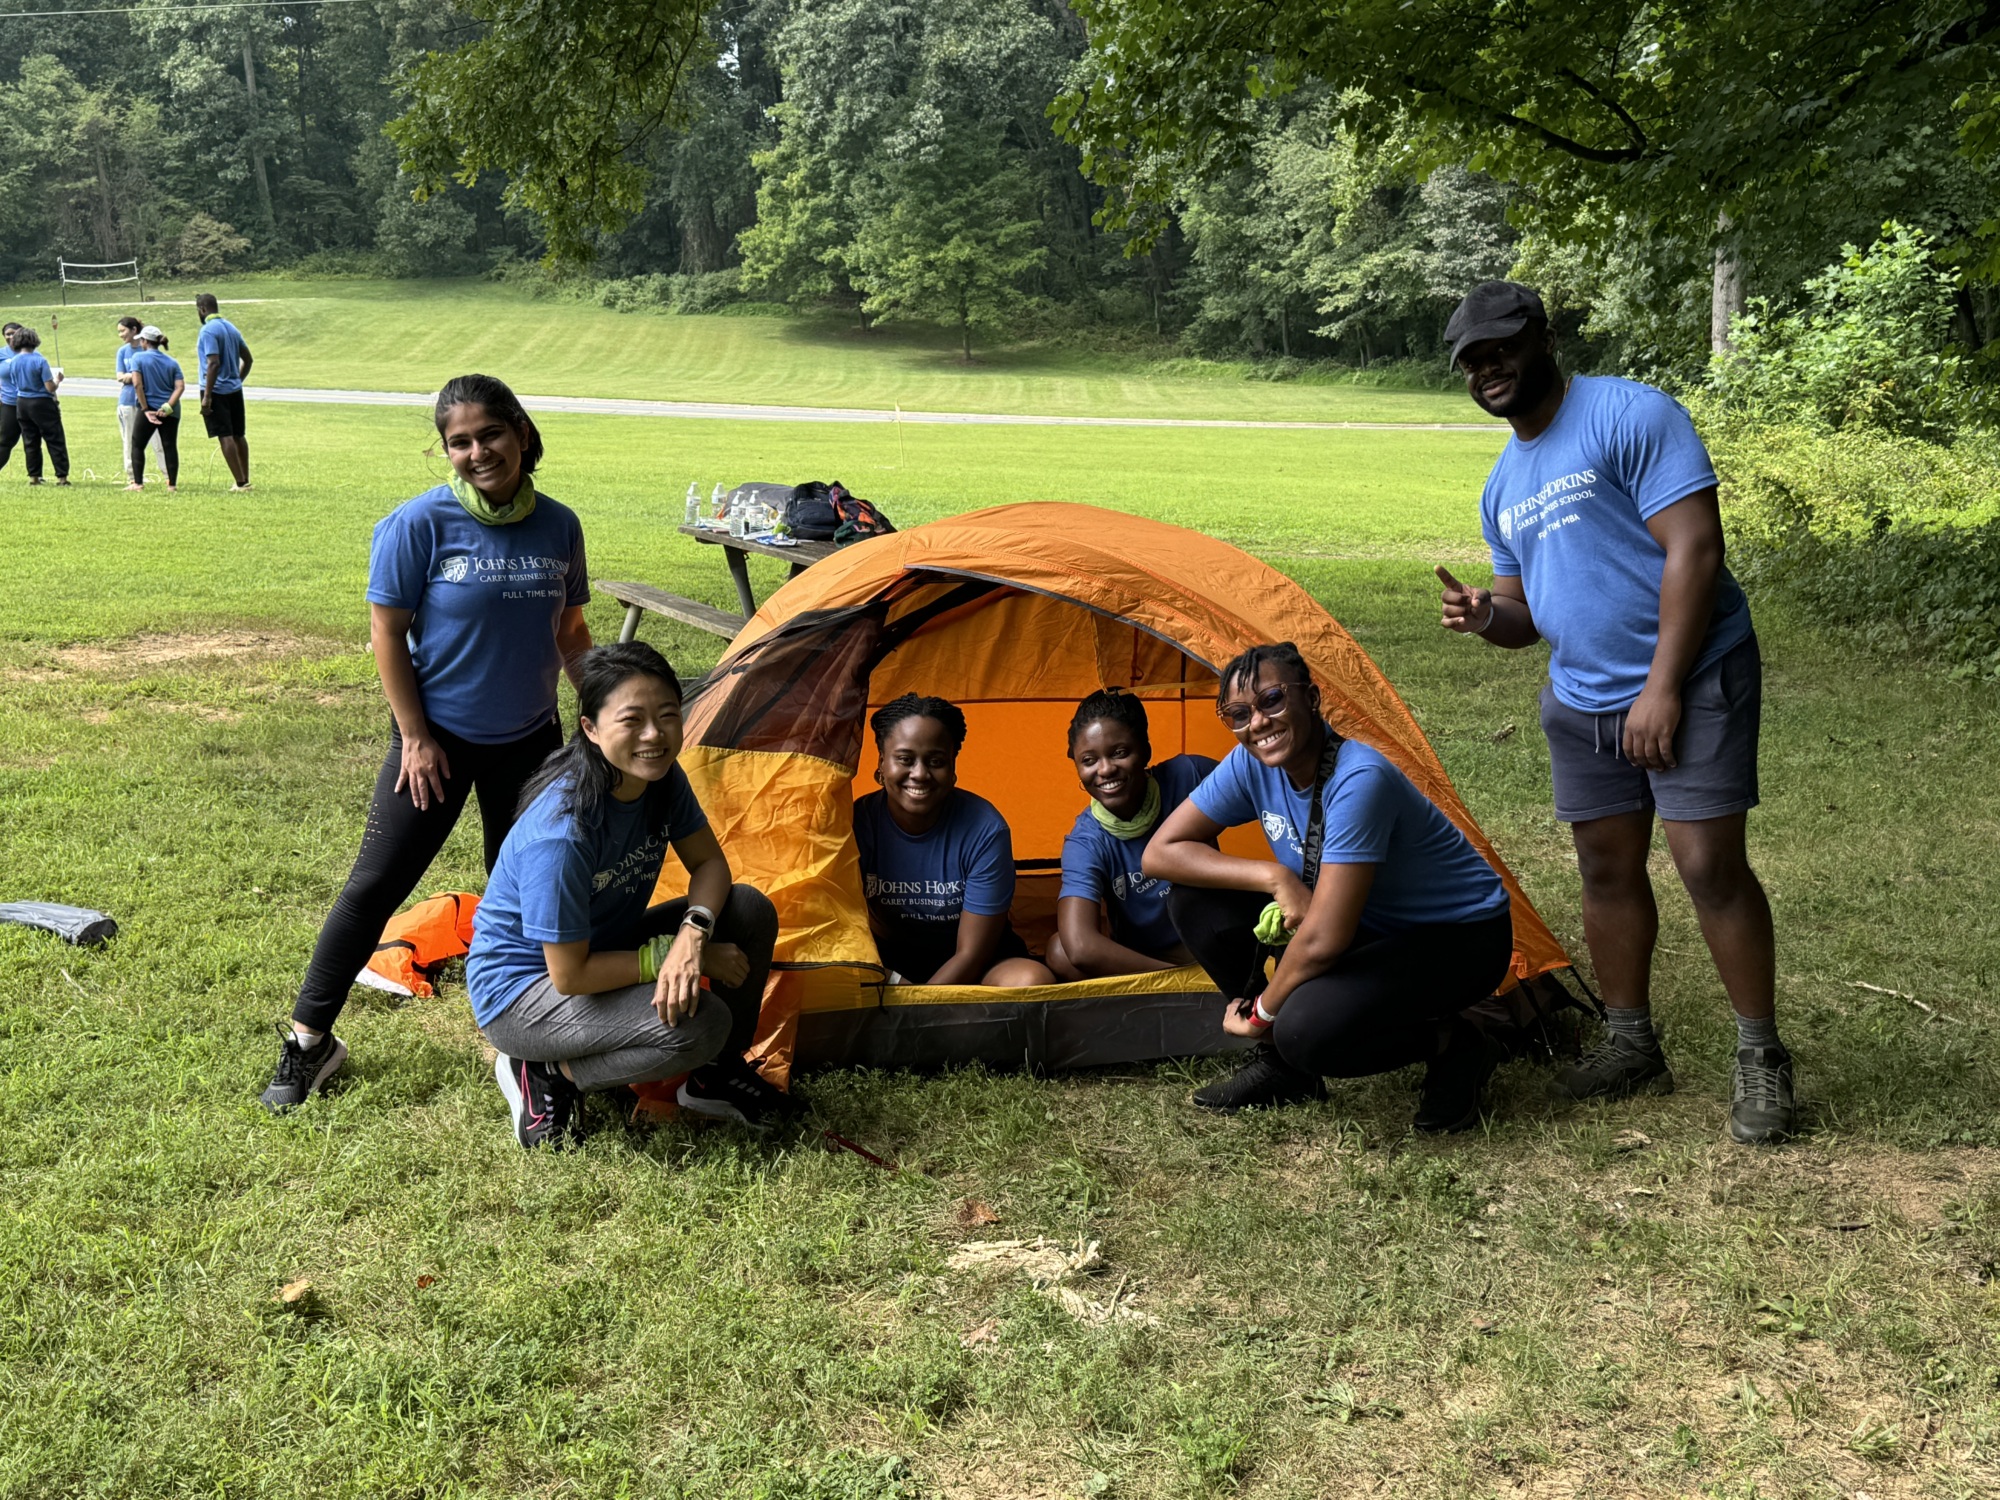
left=684, top=482, right=700, bottom=525
left=711, top=482, right=728, bottom=521
left=729, top=506, right=748, bottom=539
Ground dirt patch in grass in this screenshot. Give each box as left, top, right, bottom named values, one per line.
left=52, top=630, right=322, bottom=672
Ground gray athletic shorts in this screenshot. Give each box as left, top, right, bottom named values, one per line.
left=1541, top=634, right=1761, bottom=824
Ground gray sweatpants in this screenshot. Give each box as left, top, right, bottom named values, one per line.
left=482, top=974, right=733, bottom=1092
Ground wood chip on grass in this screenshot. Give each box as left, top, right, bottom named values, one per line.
left=946, top=1236, right=1156, bottom=1326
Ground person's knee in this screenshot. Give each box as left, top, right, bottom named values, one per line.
left=1572, top=818, right=1652, bottom=896
left=1670, top=832, right=1758, bottom=911
left=725, top=884, right=778, bottom=947
left=984, top=958, right=1055, bottom=988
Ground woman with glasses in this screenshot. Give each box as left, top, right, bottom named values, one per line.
left=1143, top=642, right=1514, bottom=1132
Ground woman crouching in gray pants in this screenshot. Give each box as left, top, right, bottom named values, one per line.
left=465, top=641, right=793, bottom=1147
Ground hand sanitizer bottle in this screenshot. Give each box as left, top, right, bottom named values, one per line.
left=684, top=482, right=700, bottom=525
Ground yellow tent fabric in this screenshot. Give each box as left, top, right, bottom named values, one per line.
left=655, top=502, right=1570, bottom=1085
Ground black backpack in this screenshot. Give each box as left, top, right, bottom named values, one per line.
left=785, top=481, right=896, bottom=544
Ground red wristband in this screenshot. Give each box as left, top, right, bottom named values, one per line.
left=1242, top=998, right=1273, bottom=1030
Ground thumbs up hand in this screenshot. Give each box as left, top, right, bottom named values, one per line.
left=1435, top=565, right=1495, bottom=635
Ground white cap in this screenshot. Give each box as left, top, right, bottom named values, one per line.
left=139, top=325, right=165, bottom=342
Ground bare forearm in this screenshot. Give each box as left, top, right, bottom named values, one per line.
left=1144, top=841, right=1281, bottom=896
left=1477, top=596, right=1542, bottom=649
left=550, top=948, right=648, bottom=995
left=1648, top=542, right=1720, bottom=691
left=557, top=619, right=593, bottom=690
left=930, top=942, right=995, bottom=986
left=370, top=625, right=431, bottom=740
left=1069, top=926, right=1174, bottom=978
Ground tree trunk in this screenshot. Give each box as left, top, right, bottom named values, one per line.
left=242, top=40, right=275, bottom=232
left=1710, top=212, right=1745, bottom=356
left=1278, top=305, right=1290, bottom=358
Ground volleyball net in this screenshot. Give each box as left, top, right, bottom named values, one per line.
left=56, top=258, right=144, bottom=306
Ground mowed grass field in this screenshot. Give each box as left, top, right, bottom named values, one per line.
left=1, top=277, right=1491, bottom=425
left=3, top=384, right=2000, bottom=1498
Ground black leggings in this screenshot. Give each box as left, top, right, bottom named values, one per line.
left=1168, top=885, right=1514, bottom=1078
left=293, top=717, right=563, bottom=1032
left=15, top=398, right=67, bottom=480
left=131, top=410, right=180, bottom=485
left=611, top=886, right=779, bottom=1057
left=0, top=404, right=17, bottom=470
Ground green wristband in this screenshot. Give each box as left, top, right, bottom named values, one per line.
left=637, top=935, right=667, bottom=982
left=1254, top=901, right=1293, bottom=947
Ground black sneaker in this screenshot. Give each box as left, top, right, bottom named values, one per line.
left=260, top=1022, right=347, bottom=1113
left=677, top=1056, right=801, bottom=1130
left=1190, top=1043, right=1327, bottom=1113
left=1550, top=1033, right=1676, bottom=1104
left=1730, top=1045, right=1797, bottom=1145
left=493, top=1053, right=585, bottom=1150
left=1414, top=1023, right=1503, bottom=1134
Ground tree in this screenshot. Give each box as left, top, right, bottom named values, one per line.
left=388, top=0, right=714, bottom=266
left=1057, top=1, right=2000, bottom=357
left=849, top=142, right=1048, bottom=358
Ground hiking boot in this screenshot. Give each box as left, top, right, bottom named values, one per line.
left=1730, top=1045, right=1797, bottom=1145
left=1549, top=1034, right=1675, bottom=1105
left=1191, top=1044, right=1326, bottom=1113
left=259, top=1022, right=347, bottom=1113
left=678, top=1055, right=801, bottom=1130
left=493, top=1053, right=585, bottom=1150
left=1414, top=1023, right=1503, bottom=1134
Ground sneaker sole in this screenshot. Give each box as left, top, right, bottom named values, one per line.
left=675, top=1082, right=772, bottom=1131
left=495, top=1054, right=570, bottom=1149
left=259, top=1037, right=348, bottom=1113
left=1729, top=1113, right=1797, bottom=1146
left=1189, top=1087, right=1327, bottom=1114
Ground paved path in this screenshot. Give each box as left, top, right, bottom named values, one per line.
left=59, top=377, right=1499, bottom=433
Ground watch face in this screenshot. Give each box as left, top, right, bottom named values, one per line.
left=684, top=910, right=715, bottom=934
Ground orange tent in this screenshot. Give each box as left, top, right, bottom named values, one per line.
left=655, top=503, right=1570, bottom=1084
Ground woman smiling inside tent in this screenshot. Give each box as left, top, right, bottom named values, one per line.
left=1144, top=642, right=1515, bottom=1131
left=1047, top=688, right=1216, bottom=980
left=467, top=641, right=790, bottom=1147
left=854, top=694, right=1054, bottom=987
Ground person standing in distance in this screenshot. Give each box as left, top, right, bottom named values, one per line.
left=260, top=374, right=593, bottom=1112
left=194, top=292, right=253, bottom=490
left=0, top=323, right=22, bottom=474
left=128, top=326, right=185, bottom=491
left=9, top=327, right=70, bottom=486
left=1435, top=281, right=1790, bottom=1145
left=116, top=315, right=166, bottom=483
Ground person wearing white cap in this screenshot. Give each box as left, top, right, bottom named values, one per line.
left=115, top=316, right=167, bottom=482
left=127, top=325, right=185, bottom=491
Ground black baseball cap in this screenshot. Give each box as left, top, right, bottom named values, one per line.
left=1445, top=281, right=1548, bottom=366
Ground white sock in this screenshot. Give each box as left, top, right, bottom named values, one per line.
left=293, top=1025, right=325, bottom=1049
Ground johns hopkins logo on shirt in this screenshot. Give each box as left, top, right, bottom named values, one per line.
left=593, top=869, right=615, bottom=893
left=439, top=555, right=472, bottom=584
left=1496, top=506, right=1514, bottom=541
left=1111, top=873, right=1127, bottom=901
left=1262, top=811, right=1294, bottom=846
left=863, top=873, right=880, bottom=899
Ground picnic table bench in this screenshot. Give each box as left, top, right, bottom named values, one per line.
left=597, top=524, right=843, bottom=642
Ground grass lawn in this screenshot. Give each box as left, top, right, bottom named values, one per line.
left=0, top=277, right=1492, bottom=425
left=3, top=399, right=2000, bottom=1498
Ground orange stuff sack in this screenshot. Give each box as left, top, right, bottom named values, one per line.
left=357, top=892, right=480, bottom=999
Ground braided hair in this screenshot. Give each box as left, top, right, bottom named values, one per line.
left=1218, top=640, right=1313, bottom=701
left=1067, top=687, right=1152, bottom=759
left=870, top=693, right=967, bottom=752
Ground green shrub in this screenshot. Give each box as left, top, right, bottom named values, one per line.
left=1703, top=404, right=2000, bottom=678
left=1710, top=223, right=1993, bottom=440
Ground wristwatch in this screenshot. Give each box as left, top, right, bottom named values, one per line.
left=680, top=905, right=717, bottom=938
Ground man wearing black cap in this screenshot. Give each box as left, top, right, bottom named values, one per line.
left=1433, top=281, right=1792, bottom=1145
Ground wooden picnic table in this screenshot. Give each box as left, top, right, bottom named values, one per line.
left=597, top=524, right=842, bottom=643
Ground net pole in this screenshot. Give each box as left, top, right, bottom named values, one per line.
left=58, top=258, right=66, bottom=308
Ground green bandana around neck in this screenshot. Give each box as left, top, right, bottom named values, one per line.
left=449, top=469, right=538, bottom=526
left=1089, top=772, right=1162, bottom=840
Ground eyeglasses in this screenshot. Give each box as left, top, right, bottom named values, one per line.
left=1216, top=684, right=1293, bottom=731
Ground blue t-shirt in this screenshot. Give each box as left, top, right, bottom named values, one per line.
left=466, top=769, right=711, bottom=1025
left=195, top=316, right=247, bottom=394
left=130, top=351, right=183, bottom=409
left=365, top=485, right=590, bottom=743
left=10, top=351, right=53, bottom=399
left=0, top=349, right=14, bottom=406
left=1189, top=734, right=1510, bottom=931
left=116, top=343, right=139, bottom=406
left=854, top=788, right=1015, bottom=924
left=1481, top=374, right=1752, bottom=713
left=1059, top=753, right=1216, bottom=956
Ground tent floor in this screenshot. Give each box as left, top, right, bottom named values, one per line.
left=795, top=988, right=1256, bottom=1075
